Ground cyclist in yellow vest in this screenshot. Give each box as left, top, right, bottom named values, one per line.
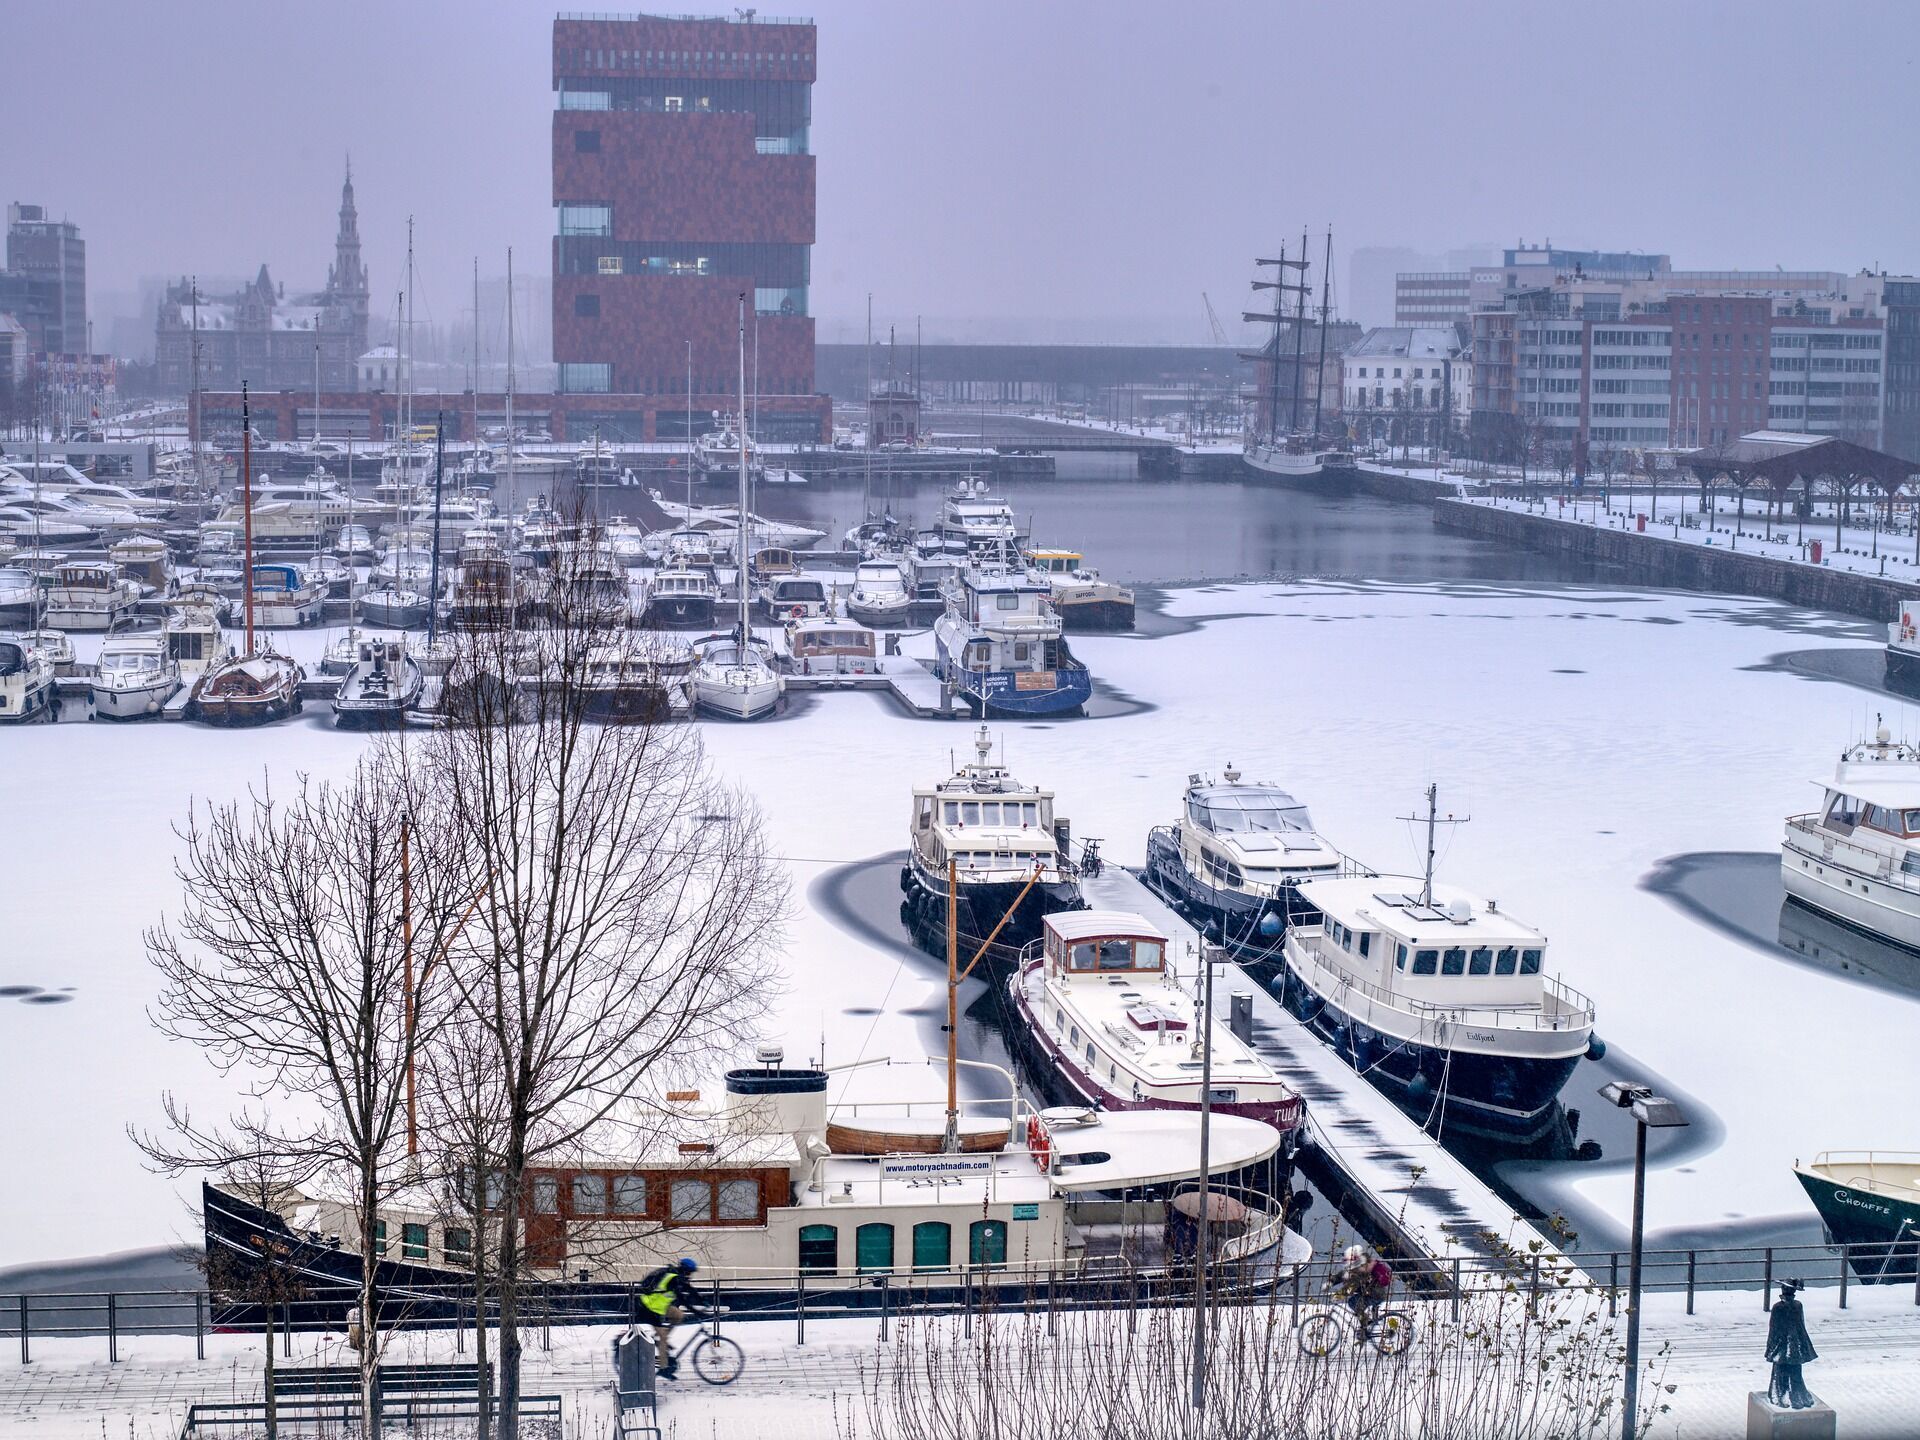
left=637, top=1258, right=706, bottom=1378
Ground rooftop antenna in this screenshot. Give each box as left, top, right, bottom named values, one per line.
left=1398, top=783, right=1470, bottom=907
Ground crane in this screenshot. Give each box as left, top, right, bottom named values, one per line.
left=1202, top=292, right=1228, bottom=346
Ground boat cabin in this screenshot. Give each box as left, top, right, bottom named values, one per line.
left=250, top=562, right=307, bottom=595
left=1042, top=911, right=1169, bottom=980
left=788, top=618, right=877, bottom=674
left=753, top=545, right=796, bottom=578
left=765, top=575, right=828, bottom=618
left=1026, top=549, right=1086, bottom=577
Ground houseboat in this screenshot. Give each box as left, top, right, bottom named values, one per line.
left=1010, top=910, right=1306, bottom=1138
left=1783, top=725, right=1920, bottom=950
left=200, top=1058, right=1302, bottom=1326
left=900, top=727, right=1084, bottom=968
left=1144, top=769, right=1346, bottom=951
left=932, top=569, right=1091, bottom=718
left=785, top=618, right=877, bottom=678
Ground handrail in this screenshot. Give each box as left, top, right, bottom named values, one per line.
left=1286, top=929, right=1595, bottom=1032
left=1784, top=817, right=1920, bottom=894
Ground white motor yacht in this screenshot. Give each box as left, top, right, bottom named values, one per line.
left=0, top=635, right=55, bottom=723
left=1783, top=724, right=1920, bottom=950
left=165, top=602, right=234, bottom=682
left=43, top=562, right=142, bottom=632
left=846, top=560, right=913, bottom=628
left=91, top=628, right=180, bottom=720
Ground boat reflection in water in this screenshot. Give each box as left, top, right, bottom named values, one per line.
left=1776, top=897, right=1920, bottom=1000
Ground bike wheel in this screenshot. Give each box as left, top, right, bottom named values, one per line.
left=692, top=1332, right=745, bottom=1385
left=1370, top=1310, right=1413, bottom=1356
left=1297, top=1311, right=1345, bottom=1358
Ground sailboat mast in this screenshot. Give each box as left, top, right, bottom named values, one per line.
left=685, top=340, right=694, bottom=514
left=863, top=294, right=874, bottom=518
left=190, top=277, right=203, bottom=492
left=505, top=248, right=516, bottom=517
left=472, top=257, right=481, bottom=467
left=737, top=295, right=750, bottom=644
left=427, top=419, right=444, bottom=647
left=1313, top=231, right=1333, bottom=439
left=1265, top=241, right=1286, bottom=445
left=1421, top=782, right=1438, bottom=907
left=1288, top=227, right=1310, bottom=433
left=241, top=383, right=255, bottom=654
left=346, top=430, right=357, bottom=630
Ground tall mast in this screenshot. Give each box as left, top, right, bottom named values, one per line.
left=346, top=429, right=357, bottom=631
left=685, top=339, right=694, bottom=514
left=736, top=294, right=750, bottom=646
left=505, top=248, right=516, bottom=517
left=1313, top=231, right=1333, bottom=439
left=404, top=218, right=415, bottom=449
left=863, top=294, right=873, bottom=519
left=313, top=342, right=321, bottom=450
left=189, top=277, right=203, bottom=492
left=471, top=256, right=481, bottom=470
left=1421, top=783, right=1438, bottom=906
left=1288, top=227, right=1310, bottom=433
left=427, top=418, right=444, bottom=648
left=241, top=383, right=255, bottom=654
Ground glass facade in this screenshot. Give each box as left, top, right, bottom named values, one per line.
left=558, top=204, right=613, bottom=237
left=559, top=362, right=612, bottom=393
left=557, top=239, right=808, bottom=288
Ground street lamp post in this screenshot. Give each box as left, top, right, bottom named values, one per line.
left=1190, top=936, right=1220, bottom=1413
left=1599, top=1081, right=1688, bottom=1440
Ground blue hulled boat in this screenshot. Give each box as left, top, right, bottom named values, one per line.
left=932, top=568, right=1091, bottom=718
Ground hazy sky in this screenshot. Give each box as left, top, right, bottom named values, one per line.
left=7, top=0, right=1920, bottom=351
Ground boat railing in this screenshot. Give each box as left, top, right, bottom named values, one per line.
left=1286, top=927, right=1596, bottom=1032
left=1808, top=1150, right=1920, bottom=1200
left=1784, top=814, right=1920, bottom=893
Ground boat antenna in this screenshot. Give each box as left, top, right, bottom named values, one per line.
left=427, top=416, right=444, bottom=647
left=241, top=382, right=255, bottom=654
left=1397, top=782, right=1470, bottom=907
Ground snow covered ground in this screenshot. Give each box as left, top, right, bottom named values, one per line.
left=0, top=578, right=1910, bottom=1271
left=3, top=1284, right=1915, bottom=1440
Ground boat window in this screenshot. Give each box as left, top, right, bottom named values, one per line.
left=1054, top=1007, right=1065, bottom=1029
left=962, top=802, right=980, bottom=825
left=855, top=1222, right=895, bottom=1274
left=1358, top=932, right=1372, bottom=958
left=916, top=798, right=932, bottom=830
left=1469, top=947, right=1493, bottom=976
left=1195, top=791, right=1315, bottom=836
left=717, top=1179, right=760, bottom=1222
left=1085, top=1043, right=1098, bottom=1068
left=912, top=1221, right=951, bottom=1272
left=372, top=1220, right=387, bottom=1256
left=995, top=593, right=1020, bottom=611
left=1135, top=940, right=1164, bottom=971
left=1520, top=949, right=1543, bottom=975
left=1395, top=944, right=1408, bottom=971
left=1014, top=643, right=1029, bottom=663
left=572, top=1174, right=607, bottom=1214
left=1069, top=1024, right=1081, bottom=1046
left=1206, top=1088, right=1239, bottom=1105
left=1824, top=793, right=1861, bottom=833
left=1441, top=948, right=1466, bottom=976
left=402, top=1223, right=428, bottom=1260
left=1070, top=943, right=1098, bottom=972
left=980, top=802, right=1001, bottom=825
left=943, top=801, right=959, bottom=824
left=670, top=1179, right=714, bottom=1223
left=1906, top=810, right=1920, bottom=835
left=612, top=1174, right=647, bottom=1213
left=444, top=1228, right=472, bottom=1263
left=1021, top=802, right=1038, bottom=826
left=1097, top=939, right=1134, bottom=971
left=1412, top=950, right=1438, bottom=976
left=1495, top=947, right=1518, bottom=976
left=1866, top=804, right=1901, bottom=833
left=798, top=1223, right=838, bottom=1273
left=969, top=1219, right=1008, bottom=1268
left=532, top=1177, right=559, bottom=1214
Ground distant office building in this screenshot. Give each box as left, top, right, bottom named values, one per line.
left=1394, top=273, right=1474, bottom=326
left=153, top=168, right=370, bottom=394
left=549, top=10, right=829, bottom=441
left=4, top=203, right=86, bottom=355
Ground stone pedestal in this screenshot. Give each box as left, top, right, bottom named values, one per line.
left=1747, top=1391, right=1836, bottom=1440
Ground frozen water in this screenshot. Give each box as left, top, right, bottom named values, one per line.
left=1, top=577, right=1911, bottom=1269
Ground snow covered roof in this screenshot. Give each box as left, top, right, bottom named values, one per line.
left=1045, top=910, right=1169, bottom=944
left=1343, top=326, right=1463, bottom=361
left=1297, top=875, right=1546, bottom=945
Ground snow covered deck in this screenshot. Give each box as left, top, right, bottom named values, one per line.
left=1078, top=865, right=1577, bottom=1277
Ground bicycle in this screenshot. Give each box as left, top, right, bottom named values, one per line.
left=1080, top=837, right=1104, bottom=879
left=1297, top=1301, right=1414, bottom=1358
left=664, top=1314, right=745, bottom=1385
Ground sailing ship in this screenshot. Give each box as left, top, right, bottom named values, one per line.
left=1239, top=230, right=1342, bottom=482
left=899, top=726, right=1084, bottom=968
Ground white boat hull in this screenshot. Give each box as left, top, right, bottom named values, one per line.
left=691, top=668, right=783, bottom=720
left=91, top=674, right=180, bottom=720
left=1782, top=847, right=1920, bottom=950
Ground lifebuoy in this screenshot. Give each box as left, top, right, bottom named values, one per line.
left=789, top=604, right=804, bottom=620
left=1026, top=1114, right=1051, bottom=1172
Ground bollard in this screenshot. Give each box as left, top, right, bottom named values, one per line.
left=1839, top=1247, right=1850, bottom=1310
left=1686, top=1252, right=1696, bottom=1316
left=107, top=1292, right=118, bottom=1363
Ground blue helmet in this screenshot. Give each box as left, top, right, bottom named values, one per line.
left=677, top=1257, right=699, bottom=1272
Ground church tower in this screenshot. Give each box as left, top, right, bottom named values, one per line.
left=326, top=160, right=370, bottom=364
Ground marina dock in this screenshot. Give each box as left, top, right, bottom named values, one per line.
left=1078, top=864, right=1582, bottom=1282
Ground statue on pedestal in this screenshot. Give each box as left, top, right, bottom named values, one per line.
left=1764, top=1279, right=1819, bottom=1409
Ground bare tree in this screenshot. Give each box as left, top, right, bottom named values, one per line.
left=417, top=534, right=790, bottom=1440
left=143, top=751, right=470, bottom=1433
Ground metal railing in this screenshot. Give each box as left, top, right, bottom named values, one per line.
left=1784, top=815, right=1920, bottom=895
left=7, top=1238, right=1917, bottom=1366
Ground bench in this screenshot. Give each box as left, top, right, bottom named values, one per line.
left=180, top=1388, right=553, bottom=1439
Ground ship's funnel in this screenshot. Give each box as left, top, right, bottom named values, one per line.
left=723, top=1066, right=828, bottom=1139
